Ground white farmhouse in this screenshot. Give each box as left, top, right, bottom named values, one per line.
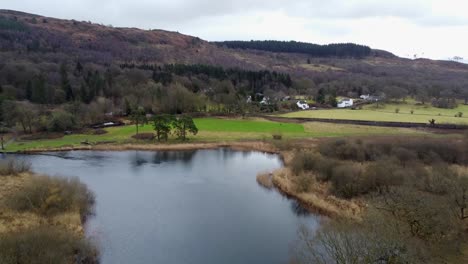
left=296, top=101, right=310, bottom=110
left=337, top=98, right=354, bottom=108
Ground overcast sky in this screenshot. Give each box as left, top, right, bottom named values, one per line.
left=2, top=0, right=468, bottom=61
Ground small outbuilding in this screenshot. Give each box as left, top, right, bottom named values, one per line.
left=337, top=99, right=354, bottom=108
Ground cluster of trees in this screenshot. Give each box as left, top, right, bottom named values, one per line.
left=291, top=137, right=468, bottom=263
left=1, top=99, right=116, bottom=133
left=130, top=109, right=198, bottom=141
left=315, top=88, right=337, bottom=106
left=2, top=101, right=77, bottom=133
left=214, top=41, right=372, bottom=58
left=432, top=97, right=458, bottom=109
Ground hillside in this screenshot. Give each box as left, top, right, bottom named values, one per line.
left=1, top=9, right=468, bottom=133
left=2, top=9, right=468, bottom=75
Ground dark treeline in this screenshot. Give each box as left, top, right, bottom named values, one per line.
left=120, top=63, right=292, bottom=91
left=214, top=40, right=372, bottom=58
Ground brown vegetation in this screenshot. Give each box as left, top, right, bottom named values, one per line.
left=284, top=137, right=468, bottom=263
left=19, top=140, right=278, bottom=154
left=0, top=226, right=98, bottom=264
left=256, top=172, right=274, bottom=189
left=0, top=161, right=98, bottom=263
left=0, top=158, right=31, bottom=176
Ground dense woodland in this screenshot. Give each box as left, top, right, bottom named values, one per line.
left=213, top=40, right=372, bottom=58
left=1, top=10, right=468, bottom=134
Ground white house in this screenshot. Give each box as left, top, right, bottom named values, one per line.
left=296, top=101, right=310, bottom=110
left=337, top=98, right=354, bottom=108
left=260, top=96, right=270, bottom=105
left=360, top=94, right=370, bottom=100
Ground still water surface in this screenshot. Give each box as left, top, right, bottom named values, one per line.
left=15, top=149, right=320, bottom=264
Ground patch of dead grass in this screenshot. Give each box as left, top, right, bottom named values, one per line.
left=271, top=168, right=364, bottom=219
left=256, top=172, right=274, bottom=189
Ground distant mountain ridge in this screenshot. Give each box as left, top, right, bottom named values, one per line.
left=1, top=9, right=468, bottom=103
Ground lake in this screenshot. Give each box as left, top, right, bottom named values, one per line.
left=11, top=149, right=320, bottom=264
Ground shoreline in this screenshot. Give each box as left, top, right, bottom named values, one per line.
left=5, top=139, right=359, bottom=219
left=8, top=141, right=280, bottom=155
left=0, top=173, right=85, bottom=236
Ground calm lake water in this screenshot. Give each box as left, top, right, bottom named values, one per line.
left=10, top=149, right=320, bottom=264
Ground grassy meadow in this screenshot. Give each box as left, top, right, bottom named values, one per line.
left=281, top=101, right=468, bottom=124
left=3, top=117, right=430, bottom=152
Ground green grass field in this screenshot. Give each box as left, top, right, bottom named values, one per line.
left=281, top=102, right=468, bottom=124
left=3, top=117, right=431, bottom=152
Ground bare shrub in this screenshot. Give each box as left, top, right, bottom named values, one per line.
left=291, top=151, right=322, bottom=175
left=293, top=214, right=423, bottom=264
left=329, top=163, right=365, bottom=198
left=6, top=175, right=95, bottom=218
left=319, top=138, right=468, bottom=165
left=374, top=187, right=462, bottom=243
left=362, top=160, right=405, bottom=194
left=0, top=226, right=98, bottom=264
left=272, top=133, right=282, bottom=140
left=0, top=158, right=31, bottom=176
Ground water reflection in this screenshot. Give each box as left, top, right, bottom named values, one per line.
left=290, top=200, right=311, bottom=217
left=130, top=151, right=149, bottom=168
left=15, top=150, right=319, bottom=264
left=151, top=150, right=197, bottom=165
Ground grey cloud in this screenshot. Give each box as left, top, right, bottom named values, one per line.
left=4, top=0, right=463, bottom=27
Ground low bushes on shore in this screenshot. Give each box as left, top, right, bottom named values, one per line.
left=0, top=172, right=98, bottom=263
left=289, top=137, right=468, bottom=263
left=0, top=159, right=31, bottom=176
left=0, top=226, right=98, bottom=264
left=5, top=175, right=95, bottom=218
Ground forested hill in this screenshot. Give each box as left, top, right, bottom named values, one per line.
left=1, top=9, right=468, bottom=128
left=213, top=41, right=373, bottom=58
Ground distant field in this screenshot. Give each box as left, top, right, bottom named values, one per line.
left=281, top=102, right=468, bottom=125
left=3, top=117, right=431, bottom=152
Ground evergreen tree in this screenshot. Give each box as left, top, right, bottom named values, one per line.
left=130, top=107, right=147, bottom=135
left=214, top=41, right=372, bottom=58
left=31, top=75, right=47, bottom=104
left=25, top=80, right=32, bottom=101
left=316, top=88, right=326, bottom=104
left=328, top=94, right=338, bottom=107
left=173, top=115, right=198, bottom=141
left=75, top=61, right=83, bottom=76
left=153, top=114, right=174, bottom=141
left=60, top=63, right=74, bottom=101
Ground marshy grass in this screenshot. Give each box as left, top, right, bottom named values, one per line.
left=0, top=226, right=98, bottom=264
left=0, top=158, right=31, bottom=176
left=256, top=172, right=274, bottom=189
left=5, top=175, right=95, bottom=218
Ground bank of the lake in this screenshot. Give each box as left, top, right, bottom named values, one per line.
left=0, top=168, right=98, bottom=263
left=14, top=149, right=322, bottom=264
